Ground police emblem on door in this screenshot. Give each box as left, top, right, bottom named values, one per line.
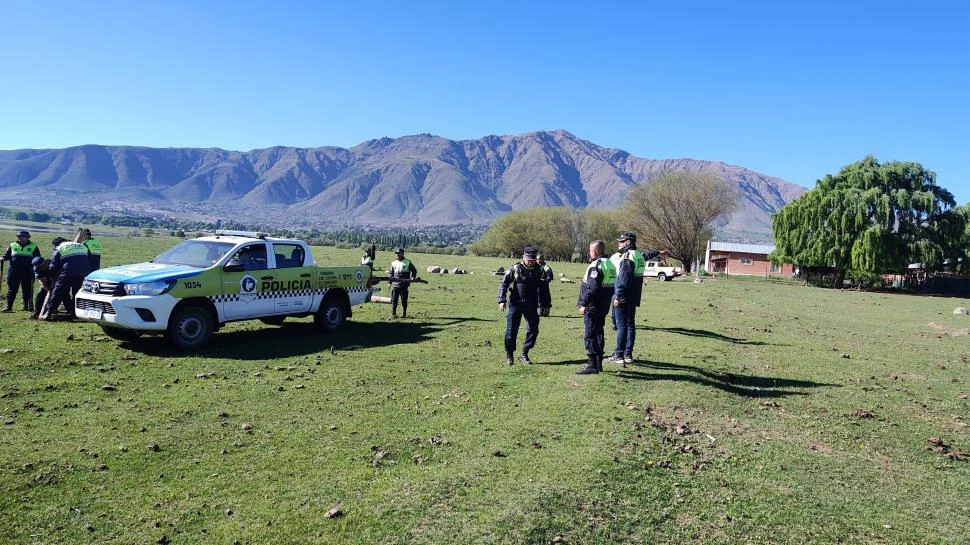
left=239, top=274, right=258, bottom=303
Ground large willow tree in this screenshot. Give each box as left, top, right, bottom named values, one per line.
left=772, top=156, right=965, bottom=287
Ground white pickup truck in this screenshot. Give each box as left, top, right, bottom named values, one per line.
left=644, top=260, right=682, bottom=281
left=74, top=231, right=373, bottom=350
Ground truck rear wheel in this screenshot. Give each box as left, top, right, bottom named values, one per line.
left=658, top=272, right=667, bottom=281
left=168, top=305, right=213, bottom=351
left=314, top=296, right=347, bottom=332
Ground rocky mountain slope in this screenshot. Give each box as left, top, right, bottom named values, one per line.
left=0, top=130, right=806, bottom=237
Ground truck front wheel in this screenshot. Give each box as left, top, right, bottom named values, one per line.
left=314, top=296, right=347, bottom=332
left=658, top=272, right=667, bottom=281
left=168, top=305, right=213, bottom=351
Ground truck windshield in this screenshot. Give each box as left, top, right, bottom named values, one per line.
left=153, top=241, right=235, bottom=267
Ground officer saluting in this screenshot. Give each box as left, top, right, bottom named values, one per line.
left=576, top=240, right=616, bottom=375
left=498, top=245, right=545, bottom=365
left=1, top=230, right=41, bottom=312
left=41, top=237, right=91, bottom=321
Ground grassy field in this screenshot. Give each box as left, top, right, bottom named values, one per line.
left=1, top=230, right=968, bottom=544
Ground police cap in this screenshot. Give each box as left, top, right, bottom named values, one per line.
left=523, top=245, right=537, bottom=259
left=31, top=256, right=43, bottom=267
left=17, top=230, right=29, bottom=238
left=51, top=236, right=67, bottom=246
left=617, top=232, right=637, bottom=242
left=393, top=247, right=404, bottom=253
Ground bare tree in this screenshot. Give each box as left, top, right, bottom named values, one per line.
left=622, top=170, right=739, bottom=273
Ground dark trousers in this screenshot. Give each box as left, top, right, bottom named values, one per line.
left=613, top=303, right=637, bottom=357
left=390, top=285, right=409, bottom=317
left=584, top=311, right=607, bottom=358
left=44, top=275, right=83, bottom=319
left=504, top=305, right=539, bottom=356
left=5, top=273, right=33, bottom=310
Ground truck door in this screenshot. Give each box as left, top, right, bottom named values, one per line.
left=221, top=242, right=276, bottom=319
left=269, top=243, right=313, bottom=315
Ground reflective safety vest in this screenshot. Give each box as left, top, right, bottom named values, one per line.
left=9, top=242, right=37, bottom=256
left=83, top=238, right=102, bottom=255
left=390, top=258, right=412, bottom=278
left=584, top=257, right=616, bottom=286
left=56, top=241, right=90, bottom=258
left=361, top=256, right=374, bottom=267
left=610, top=249, right=646, bottom=277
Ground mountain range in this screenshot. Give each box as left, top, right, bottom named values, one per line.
left=0, top=130, right=806, bottom=239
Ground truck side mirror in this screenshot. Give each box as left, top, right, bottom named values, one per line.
left=223, top=259, right=246, bottom=273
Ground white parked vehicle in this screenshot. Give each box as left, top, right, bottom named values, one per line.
left=644, top=260, right=682, bottom=281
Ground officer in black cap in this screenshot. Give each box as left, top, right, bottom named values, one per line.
left=497, top=245, right=545, bottom=364
left=41, top=236, right=91, bottom=320
left=606, top=232, right=661, bottom=365
left=387, top=247, right=417, bottom=319
left=1, top=230, right=41, bottom=312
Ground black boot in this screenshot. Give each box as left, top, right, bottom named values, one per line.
left=576, top=356, right=600, bottom=375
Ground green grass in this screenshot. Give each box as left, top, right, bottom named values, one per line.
left=1, top=230, right=969, bottom=544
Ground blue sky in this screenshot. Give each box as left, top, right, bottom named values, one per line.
left=2, top=0, right=968, bottom=203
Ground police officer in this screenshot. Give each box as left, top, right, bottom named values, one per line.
left=1, top=230, right=41, bottom=312
left=30, top=256, right=53, bottom=320
left=388, top=247, right=417, bottom=319
left=605, top=232, right=661, bottom=366
left=576, top=240, right=616, bottom=375
left=536, top=252, right=553, bottom=317
left=78, top=228, right=103, bottom=271
left=42, top=237, right=92, bottom=321
left=361, top=250, right=375, bottom=270
left=498, top=245, right=544, bottom=365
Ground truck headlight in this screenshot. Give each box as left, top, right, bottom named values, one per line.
left=124, top=280, right=174, bottom=296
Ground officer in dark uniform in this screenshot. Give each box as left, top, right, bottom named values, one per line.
left=388, top=247, right=418, bottom=319
left=576, top=240, right=616, bottom=375
left=79, top=228, right=103, bottom=271
left=606, top=232, right=661, bottom=366
left=42, top=237, right=92, bottom=321
left=30, top=256, right=53, bottom=320
left=497, top=245, right=544, bottom=365
left=1, top=230, right=41, bottom=312
left=536, top=252, right=553, bottom=317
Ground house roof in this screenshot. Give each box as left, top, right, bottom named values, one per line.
left=708, top=241, right=776, bottom=255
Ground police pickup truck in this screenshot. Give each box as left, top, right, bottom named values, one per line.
left=74, top=231, right=372, bottom=350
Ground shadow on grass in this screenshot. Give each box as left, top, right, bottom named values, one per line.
left=115, top=318, right=467, bottom=360
left=643, top=325, right=768, bottom=345
left=614, top=360, right=838, bottom=398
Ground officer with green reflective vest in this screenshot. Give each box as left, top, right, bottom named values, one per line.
left=606, top=232, right=660, bottom=366
left=1, top=230, right=42, bottom=312
left=79, top=228, right=103, bottom=271
left=576, top=240, right=617, bottom=375
left=42, top=237, right=92, bottom=321
left=388, top=247, right=417, bottom=319
left=361, top=251, right=375, bottom=270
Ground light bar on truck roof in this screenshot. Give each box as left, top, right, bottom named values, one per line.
left=213, top=230, right=269, bottom=239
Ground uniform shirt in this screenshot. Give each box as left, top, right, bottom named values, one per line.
left=577, top=257, right=616, bottom=315
left=498, top=261, right=544, bottom=308
left=2, top=242, right=41, bottom=276
left=361, top=256, right=375, bottom=270
left=388, top=258, right=417, bottom=288
left=611, top=245, right=658, bottom=307
left=50, top=241, right=92, bottom=278
left=83, top=238, right=102, bottom=270
left=32, top=259, right=54, bottom=288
